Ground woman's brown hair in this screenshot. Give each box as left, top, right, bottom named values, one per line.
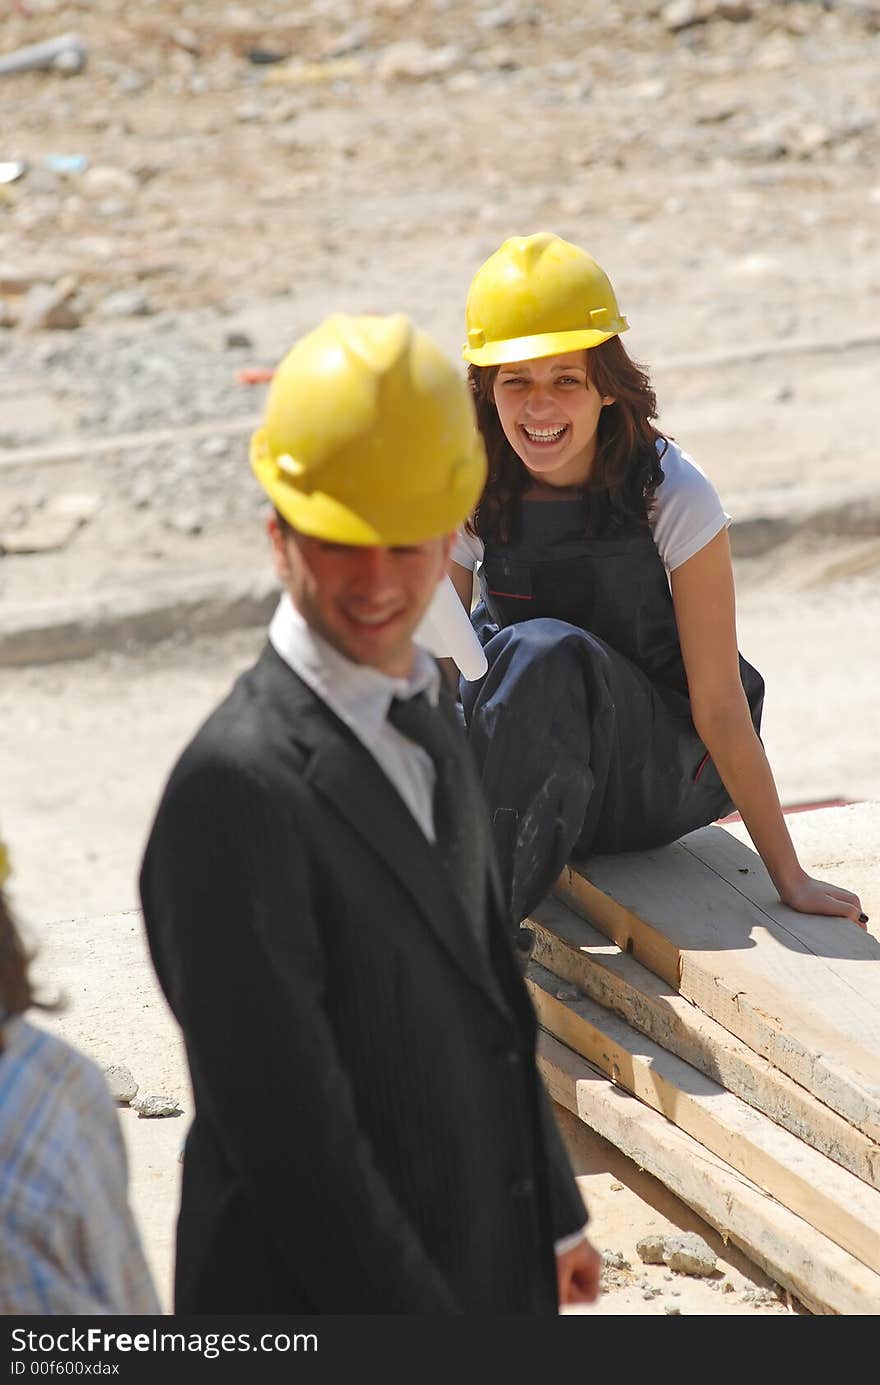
left=467, top=334, right=667, bottom=545
left=0, top=886, right=37, bottom=1044
left=0, top=881, right=60, bottom=1052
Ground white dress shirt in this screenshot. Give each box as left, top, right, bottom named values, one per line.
left=269, top=594, right=440, bottom=842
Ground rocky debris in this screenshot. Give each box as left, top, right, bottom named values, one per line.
left=103, top=1063, right=139, bottom=1105
left=742, top=1285, right=786, bottom=1306
left=0, top=492, right=99, bottom=554
left=165, top=508, right=204, bottom=537
left=0, top=0, right=876, bottom=335
left=0, top=266, right=36, bottom=294
left=374, top=39, right=462, bottom=81
left=0, top=32, right=88, bottom=78
left=18, top=277, right=81, bottom=331
left=81, top=165, right=140, bottom=201
left=637, top=1232, right=718, bottom=1277
left=224, top=329, right=254, bottom=350
left=95, top=288, right=153, bottom=320
left=661, top=0, right=755, bottom=32
left=132, top=1093, right=182, bottom=1119
left=0, top=490, right=99, bottom=548
left=554, top=985, right=580, bottom=1001
left=600, top=1248, right=637, bottom=1292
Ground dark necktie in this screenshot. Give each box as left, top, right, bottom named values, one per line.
left=387, top=692, right=488, bottom=948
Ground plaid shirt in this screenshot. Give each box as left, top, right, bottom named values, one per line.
left=0, top=1017, right=161, bottom=1315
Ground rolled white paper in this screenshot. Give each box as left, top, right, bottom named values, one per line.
left=415, top=573, right=488, bottom=681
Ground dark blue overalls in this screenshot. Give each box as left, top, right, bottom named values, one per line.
left=460, top=499, right=765, bottom=939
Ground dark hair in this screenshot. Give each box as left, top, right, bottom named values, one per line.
left=0, top=885, right=61, bottom=1053
left=0, top=887, right=36, bottom=1048
left=467, top=335, right=667, bottom=545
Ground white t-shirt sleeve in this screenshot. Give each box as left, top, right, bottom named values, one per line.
left=651, top=440, right=730, bottom=572
left=450, top=524, right=484, bottom=572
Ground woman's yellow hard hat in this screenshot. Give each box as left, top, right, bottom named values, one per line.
left=463, top=232, right=629, bottom=368
left=251, top=313, right=486, bottom=546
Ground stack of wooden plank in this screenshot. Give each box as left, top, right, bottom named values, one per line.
left=527, top=821, right=880, bottom=1315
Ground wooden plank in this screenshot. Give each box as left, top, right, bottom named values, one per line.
left=527, top=897, right=880, bottom=1190
left=539, top=1033, right=880, bottom=1316
left=528, top=964, right=880, bottom=1275
left=556, top=825, right=880, bottom=1139
left=682, top=826, right=880, bottom=1007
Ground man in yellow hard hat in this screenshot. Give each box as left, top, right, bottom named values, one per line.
left=139, top=313, right=599, bottom=1315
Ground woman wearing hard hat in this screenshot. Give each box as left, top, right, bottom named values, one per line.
left=449, top=232, right=866, bottom=943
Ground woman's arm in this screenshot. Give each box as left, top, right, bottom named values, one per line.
left=671, top=529, right=865, bottom=926
left=448, top=559, right=476, bottom=614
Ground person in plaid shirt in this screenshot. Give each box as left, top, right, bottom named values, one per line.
left=0, top=837, right=160, bottom=1316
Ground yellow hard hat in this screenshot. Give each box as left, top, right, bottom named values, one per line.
left=463, top=232, right=629, bottom=367
left=251, top=313, right=487, bottom=546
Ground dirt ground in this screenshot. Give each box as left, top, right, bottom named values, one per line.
left=2, top=0, right=879, bottom=1319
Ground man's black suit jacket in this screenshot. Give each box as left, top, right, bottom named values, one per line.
left=140, top=642, right=586, bottom=1314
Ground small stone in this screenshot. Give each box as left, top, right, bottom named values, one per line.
left=1, top=511, right=81, bottom=553
left=637, top=1231, right=717, bottom=1277
left=201, top=435, right=232, bottom=459
left=723, top=1281, right=735, bottom=1293
left=132, top=1094, right=182, bottom=1119
left=661, top=1, right=704, bottom=33
left=19, top=279, right=81, bottom=331
left=103, top=1064, right=138, bottom=1104
left=166, top=509, right=203, bottom=536
left=610, top=1181, right=624, bottom=1192
left=130, top=475, right=153, bottom=509
left=49, top=491, right=101, bottom=524
left=235, top=102, right=264, bottom=123
left=714, top=1, right=752, bottom=18
left=666, top=1233, right=717, bottom=1277
left=82, top=165, right=139, bottom=199
left=476, top=4, right=518, bottom=31
left=636, top=1235, right=667, bottom=1265
left=96, top=288, right=152, bottom=319
left=117, top=70, right=149, bottom=96
left=789, top=123, right=831, bottom=158
left=224, top=329, right=254, bottom=350
left=375, top=39, right=461, bottom=81
left=95, top=197, right=131, bottom=220
left=664, top=1305, right=681, bottom=1315
left=0, top=266, right=35, bottom=294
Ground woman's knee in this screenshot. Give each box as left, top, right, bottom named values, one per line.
left=485, top=618, right=591, bottom=689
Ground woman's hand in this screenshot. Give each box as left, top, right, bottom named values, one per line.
left=777, top=868, right=868, bottom=928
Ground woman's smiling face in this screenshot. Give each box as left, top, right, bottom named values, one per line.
left=492, top=350, right=614, bottom=488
